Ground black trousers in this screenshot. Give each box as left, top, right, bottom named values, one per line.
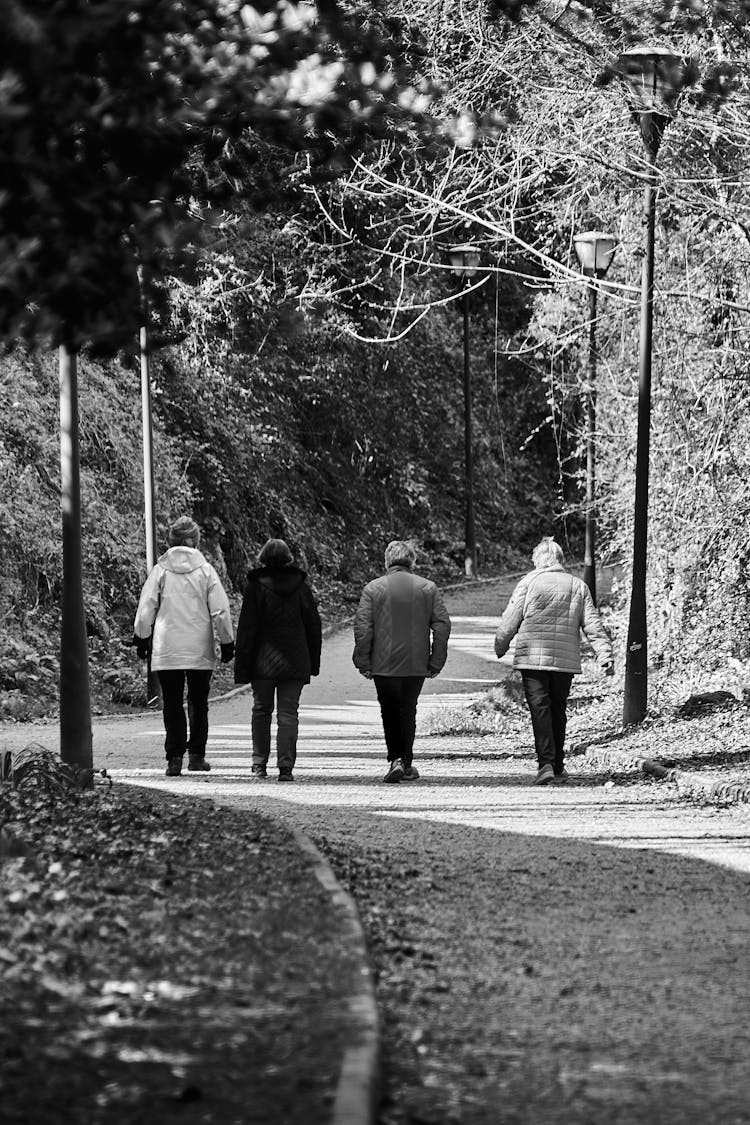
left=157, top=669, right=212, bottom=760
left=521, top=670, right=574, bottom=772
left=250, top=678, right=305, bottom=772
left=373, top=676, right=425, bottom=768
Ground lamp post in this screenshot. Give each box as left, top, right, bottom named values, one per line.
left=447, top=243, right=482, bottom=579
left=138, top=266, right=161, bottom=705
left=139, top=321, right=161, bottom=705
left=573, top=230, right=617, bottom=605
left=619, top=45, right=685, bottom=725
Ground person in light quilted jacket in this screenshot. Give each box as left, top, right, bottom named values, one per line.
left=353, top=540, right=451, bottom=783
left=494, top=537, right=613, bottom=786
left=133, top=516, right=234, bottom=778
left=234, top=538, right=322, bottom=782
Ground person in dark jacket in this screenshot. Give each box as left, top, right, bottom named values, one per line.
left=234, top=539, right=322, bottom=782
left=353, top=540, right=451, bottom=783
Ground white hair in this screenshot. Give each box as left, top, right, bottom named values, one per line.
left=384, top=540, right=416, bottom=569
left=532, top=537, right=564, bottom=569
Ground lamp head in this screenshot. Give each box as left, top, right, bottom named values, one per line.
left=573, top=231, right=617, bottom=279
left=447, top=243, right=482, bottom=279
left=619, top=45, right=686, bottom=117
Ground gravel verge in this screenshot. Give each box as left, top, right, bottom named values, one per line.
left=307, top=794, right=750, bottom=1125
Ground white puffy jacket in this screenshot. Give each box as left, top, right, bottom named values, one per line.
left=494, top=565, right=612, bottom=673
left=133, top=547, right=233, bottom=671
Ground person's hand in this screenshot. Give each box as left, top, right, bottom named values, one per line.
left=131, top=634, right=151, bottom=660
left=602, top=660, right=615, bottom=677
left=427, top=669, right=438, bottom=678
left=220, top=642, right=235, bottom=664
left=362, top=670, right=373, bottom=679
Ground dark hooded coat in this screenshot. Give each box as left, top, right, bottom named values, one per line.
left=234, top=565, right=322, bottom=684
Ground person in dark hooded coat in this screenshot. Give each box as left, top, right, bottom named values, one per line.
left=234, top=539, right=322, bottom=782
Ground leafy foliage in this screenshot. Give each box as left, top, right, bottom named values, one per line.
left=7, top=0, right=750, bottom=714
left=0, top=0, right=468, bottom=352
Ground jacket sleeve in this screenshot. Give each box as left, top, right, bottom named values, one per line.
left=581, top=585, right=613, bottom=665
left=494, top=578, right=528, bottom=658
left=302, top=584, right=323, bottom=676
left=133, top=565, right=163, bottom=639
left=428, top=586, right=451, bottom=674
left=234, top=585, right=259, bottom=684
left=352, top=585, right=374, bottom=674
left=206, top=566, right=234, bottom=645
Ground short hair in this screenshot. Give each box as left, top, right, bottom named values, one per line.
left=169, top=516, right=200, bottom=548
left=384, top=540, right=416, bottom=569
left=532, top=536, right=564, bottom=569
left=258, top=538, right=293, bottom=567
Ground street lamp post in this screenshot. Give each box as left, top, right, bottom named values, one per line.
left=139, top=321, right=161, bottom=706
left=447, top=243, right=482, bottom=579
left=619, top=45, right=685, bottom=725
left=138, top=265, right=161, bottom=706
left=573, top=230, right=617, bottom=605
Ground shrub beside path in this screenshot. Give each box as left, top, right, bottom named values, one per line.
left=2, top=575, right=750, bottom=1123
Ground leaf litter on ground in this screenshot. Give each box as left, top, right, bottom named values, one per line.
left=0, top=780, right=360, bottom=1125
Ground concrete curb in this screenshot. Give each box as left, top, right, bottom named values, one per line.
left=288, top=826, right=380, bottom=1125
left=641, top=758, right=750, bottom=806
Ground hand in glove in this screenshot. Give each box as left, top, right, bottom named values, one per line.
left=220, top=642, right=235, bottom=664
left=131, top=634, right=151, bottom=660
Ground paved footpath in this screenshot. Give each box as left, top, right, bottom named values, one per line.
left=88, top=576, right=750, bottom=875
left=4, top=576, right=750, bottom=1122
left=4, top=573, right=750, bottom=874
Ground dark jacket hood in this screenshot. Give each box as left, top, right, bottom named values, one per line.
left=246, top=564, right=307, bottom=598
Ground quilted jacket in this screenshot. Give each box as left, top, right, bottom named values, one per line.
left=494, top=565, right=612, bottom=673
left=133, top=546, right=233, bottom=672
left=234, top=565, right=322, bottom=684
left=352, top=566, right=451, bottom=677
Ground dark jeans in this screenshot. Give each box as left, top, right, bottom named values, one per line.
left=373, top=675, right=425, bottom=768
left=157, top=669, right=213, bottom=760
left=251, top=679, right=305, bottom=772
left=521, top=670, right=574, bottom=771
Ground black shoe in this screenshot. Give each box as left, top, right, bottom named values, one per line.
left=553, top=767, right=570, bottom=784
left=383, top=758, right=405, bottom=783
left=166, top=756, right=183, bottom=777
left=251, top=763, right=268, bottom=779
left=188, top=754, right=211, bottom=772
left=278, top=769, right=294, bottom=782
left=402, top=765, right=420, bottom=781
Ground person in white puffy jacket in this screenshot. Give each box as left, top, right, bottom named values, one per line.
left=133, top=516, right=234, bottom=778
left=494, top=536, right=613, bottom=786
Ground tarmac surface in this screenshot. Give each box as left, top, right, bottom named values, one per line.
left=4, top=573, right=750, bottom=1123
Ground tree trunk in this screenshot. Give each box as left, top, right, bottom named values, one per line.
left=59, top=343, right=93, bottom=781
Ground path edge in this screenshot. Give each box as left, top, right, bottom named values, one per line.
left=288, top=825, right=380, bottom=1125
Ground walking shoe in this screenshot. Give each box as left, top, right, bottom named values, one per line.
left=187, top=754, right=211, bottom=772
left=278, top=769, right=294, bottom=782
left=251, top=763, right=268, bottom=779
left=383, top=758, right=405, bottom=783
left=553, top=768, right=570, bottom=784
left=534, top=763, right=555, bottom=785
left=402, top=765, right=420, bottom=781
left=165, top=756, right=183, bottom=777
